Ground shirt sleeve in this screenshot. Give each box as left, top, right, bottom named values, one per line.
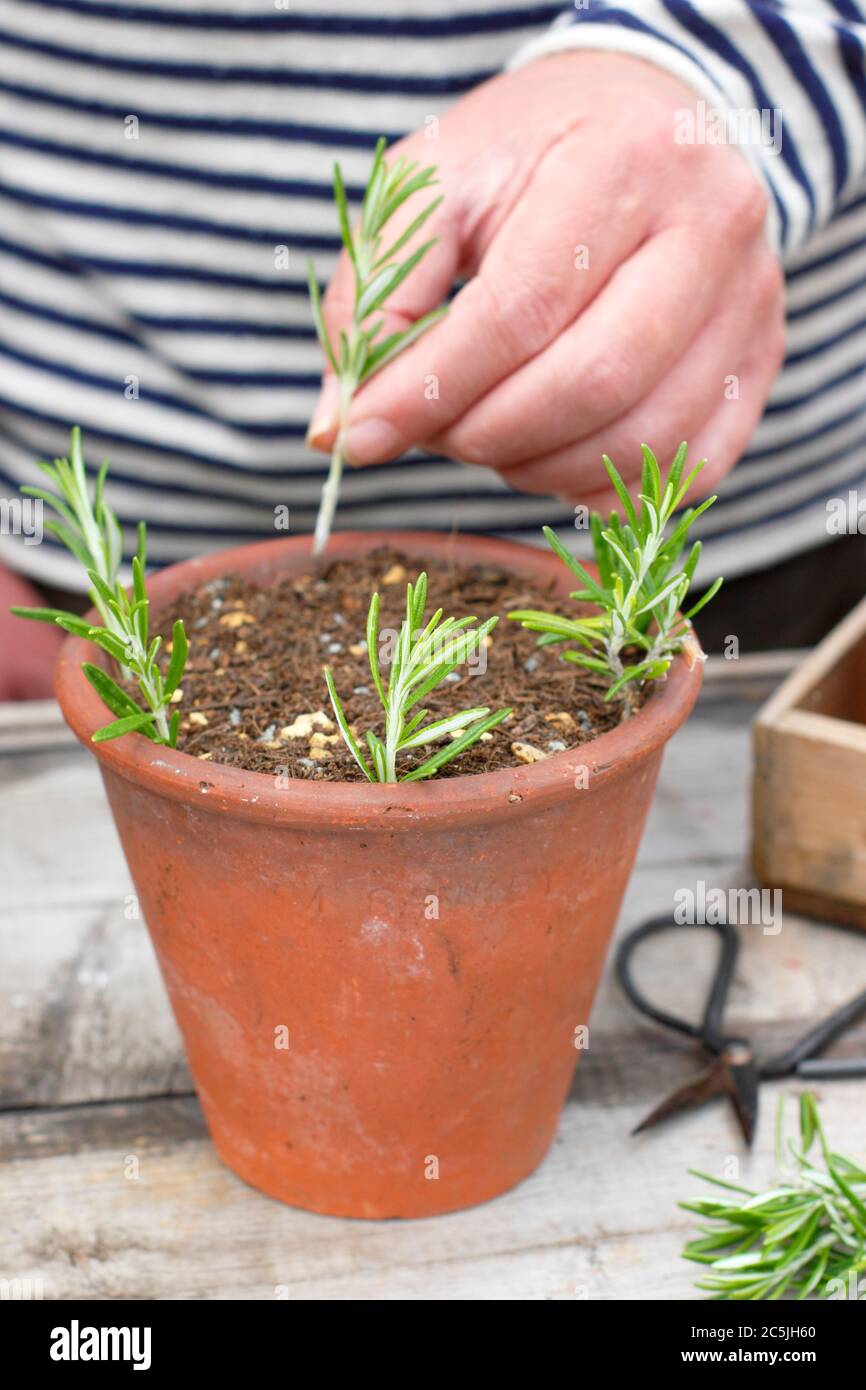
left=509, top=1, right=866, bottom=261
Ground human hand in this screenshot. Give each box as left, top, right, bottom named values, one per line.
left=309, top=51, right=785, bottom=510
left=0, top=563, right=64, bottom=700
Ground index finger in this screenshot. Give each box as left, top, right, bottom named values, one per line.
left=340, top=134, right=652, bottom=466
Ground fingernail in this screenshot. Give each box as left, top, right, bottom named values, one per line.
left=343, top=418, right=403, bottom=466
left=306, top=377, right=339, bottom=448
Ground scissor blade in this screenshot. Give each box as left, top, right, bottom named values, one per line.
left=725, top=1057, right=760, bottom=1147
left=632, top=1059, right=732, bottom=1135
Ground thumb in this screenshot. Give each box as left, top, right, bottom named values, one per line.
left=306, top=137, right=460, bottom=452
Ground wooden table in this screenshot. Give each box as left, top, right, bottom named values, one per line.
left=3, top=661, right=866, bottom=1301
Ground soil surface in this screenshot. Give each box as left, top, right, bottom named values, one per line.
left=154, top=549, right=648, bottom=781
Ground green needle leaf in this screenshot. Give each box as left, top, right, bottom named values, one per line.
left=132, top=554, right=147, bottom=607
left=10, top=605, right=80, bottom=626
left=92, top=711, right=158, bottom=742
left=82, top=662, right=141, bottom=715
left=164, top=619, right=189, bottom=699
left=360, top=305, right=448, bottom=383
left=398, top=706, right=491, bottom=750
left=305, top=259, right=338, bottom=373
left=83, top=627, right=134, bottom=663
left=682, top=577, right=724, bottom=623
left=601, top=454, right=639, bottom=532
left=365, top=591, right=388, bottom=708
left=19, top=485, right=81, bottom=534
left=541, top=526, right=608, bottom=603
left=358, top=238, right=437, bottom=319
left=324, top=666, right=374, bottom=782
left=373, top=194, right=443, bottom=269
left=332, top=161, right=357, bottom=267
left=402, top=708, right=511, bottom=782
left=43, top=518, right=92, bottom=571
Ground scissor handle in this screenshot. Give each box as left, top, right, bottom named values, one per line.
left=760, top=987, right=866, bottom=1078
left=615, top=913, right=741, bottom=1055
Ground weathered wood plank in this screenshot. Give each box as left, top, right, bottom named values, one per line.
left=2, top=1080, right=864, bottom=1301
left=0, top=902, right=190, bottom=1108
left=5, top=1096, right=204, bottom=1163
left=0, top=699, right=75, bottom=756
left=0, top=751, right=131, bottom=911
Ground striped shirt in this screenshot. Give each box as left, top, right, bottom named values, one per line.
left=0, top=0, right=865, bottom=591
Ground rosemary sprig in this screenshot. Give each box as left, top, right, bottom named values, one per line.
left=508, top=444, right=723, bottom=711
left=681, top=1092, right=866, bottom=1300
left=12, top=427, right=130, bottom=662
left=308, top=137, right=447, bottom=554
left=11, top=429, right=187, bottom=746
left=324, top=572, right=511, bottom=783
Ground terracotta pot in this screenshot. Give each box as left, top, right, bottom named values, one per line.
left=55, top=532, right=702, bottom=1219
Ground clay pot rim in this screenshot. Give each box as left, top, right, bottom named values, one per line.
left=54, top=530, right=703, bottom=830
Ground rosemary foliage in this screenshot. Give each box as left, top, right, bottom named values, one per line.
left=509, top=444, right=722, bottom=709
left=308, top=137, right=447, bottom=554
left=324, top=572, right=511, bottom=783
left=682, top=1093, right=866, bottom=1300
left=10, top=429, right=187, bottom=746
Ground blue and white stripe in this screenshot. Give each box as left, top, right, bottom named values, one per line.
left=0, top=0, right=865, bottom=589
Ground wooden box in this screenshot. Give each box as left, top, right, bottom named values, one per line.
left=753, top=593, right=866, bottom=928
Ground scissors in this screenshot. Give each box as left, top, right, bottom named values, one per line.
left=615, top=913, right=866, bottom=1146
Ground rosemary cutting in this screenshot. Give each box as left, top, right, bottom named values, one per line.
left=324, top=571, right=511, bottom=783
left=682, top=1092, right=866, bottom=1300
left=11, top=429, right=188, bottom=746
left=308, top=137, right=447, bottom=554
left=509, top=444, right=723, bottom=711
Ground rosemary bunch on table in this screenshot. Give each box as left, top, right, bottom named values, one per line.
left=11, top=428, right=188, bottom=746
left=682, top=1093, right=866, bottom=1300
left=324, top=571, right=510, bottom=783
left=307, top=137, right=447, bottom=554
